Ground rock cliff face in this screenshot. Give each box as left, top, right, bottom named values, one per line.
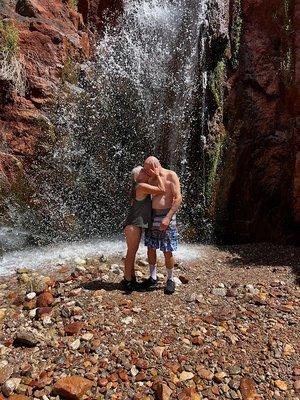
left=214, top=0, right=298, bottom=243
left=0, top=0, right=122, bottom=223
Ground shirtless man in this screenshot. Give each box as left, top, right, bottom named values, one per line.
left=142, top=156, right=182, bottom=294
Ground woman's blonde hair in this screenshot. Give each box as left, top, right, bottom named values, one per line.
left=131, top=165, right=143, bottom=182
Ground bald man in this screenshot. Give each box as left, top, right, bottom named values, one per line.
left=142, top=156, right=182, bottom=294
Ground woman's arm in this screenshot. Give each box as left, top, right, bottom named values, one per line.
left=136, top=168, right=166, bottom=197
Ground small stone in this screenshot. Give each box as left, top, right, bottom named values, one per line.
left=0, top=309, right=6, bottom=321
left=214, top=371, right=227, bottom=382
left=197, top=367, right=213, bottom=380
left=69, top=339, right=81, bottom=350
left=121, top=316, right=134, bottom=325
left=283, top=344, right=294, bottom=356
left=178, top=276, right=189, bottom=284
left=211, top=287, right=227, bottom=296
left=36, top=292, right=54, bottom=308
left=153, top=346, right=165, bottom=358
left=173, top=277, right=182, bottom=286
left=2, top=378, right=21, bottom=396
left=131, top=366, right=139, bottom=377
left=26, top=292, right=36, bottom=300
left=240, top=377, right=258, bottom=399
left=294, top=366, right=300, bottom=376
left=53, top=376, right=93, bottom=400
left=179, top=371, right=194, bottom=381
left=0, top=365, right=13, bottom=384
left=74, top=257, right=86, bottom=266
left=14, top=330, right=39, bottom=347
left=155, top=383, right=172, bottom=400
left=64, top=322, right=84, bottom=335
left=274, top=379, right=288, bottom=391
left=294, top=380, right=300, bottom=392
left=81, top=333, right=93, bottom=341
left=178, top=387, right=201, bottom=400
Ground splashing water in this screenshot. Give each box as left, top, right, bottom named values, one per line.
left=1, top=0, right=211, bottom=267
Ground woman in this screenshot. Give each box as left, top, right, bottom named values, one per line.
left=123, top=165, right=165, bottom=292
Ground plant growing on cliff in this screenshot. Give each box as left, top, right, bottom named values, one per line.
left=0, top=20, right=26, bottom=95
left=68, top=0, right=78, bottom=10
left=61, top=57, right=79, bottom=85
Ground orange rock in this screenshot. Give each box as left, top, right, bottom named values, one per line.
left=9, top=395, right=30, bottom=400
left=64, top=322, right=84, bottom=335
left=178, top=388, right=201, bottom=400
left=53, top=376, right=93, bottom=400
left=155, top=383, right=172, bottom=400
left=36, top=291, right=54, bottom=307
left=240, top=377, right=258, bottom=400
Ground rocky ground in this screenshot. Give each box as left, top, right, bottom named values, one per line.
left=0, top=243, right=299, bottom=400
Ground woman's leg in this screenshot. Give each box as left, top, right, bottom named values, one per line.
left=124, top=225, right=142, bottom=281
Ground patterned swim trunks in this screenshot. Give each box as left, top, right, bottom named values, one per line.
left=145, top=208, right=178, bottom=252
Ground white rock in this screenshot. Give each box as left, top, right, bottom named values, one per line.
left=173, top=277, right=182, bottom=286
left=157, top=273, right=164, bottom=280
left=81, top=333, right=94, bottom=341
left=42, top=316, right=52, bottom=325
left=2, top=378, right=21, bottom=396
left=29, top=309, right=37, bottom=318
left=26, top=292, right=36, bottom=300
left=75, top=265, right=87, bottom=273
left=69, top=339, right=81, bottom=350
left=211, top=287, right=227, bottom=296
left=131, top=365, right=139, bottom=376
left=136, top=271, right=144, bottom=278
left=121, top=316, right=134, bottom=325
left=74, top=257, right=86, bottom=266
left=218, top=283, right=225, bottom=288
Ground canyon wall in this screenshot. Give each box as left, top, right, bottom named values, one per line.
left=214, top=0, right=298, bottom=243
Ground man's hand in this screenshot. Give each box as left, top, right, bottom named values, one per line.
left=160, top=216, right=171, bottom=231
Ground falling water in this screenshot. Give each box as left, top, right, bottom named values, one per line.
left=1, top=0, right=211, bottom=255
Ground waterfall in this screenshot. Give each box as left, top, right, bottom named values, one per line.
left=2, top=0, right=210, bottom=247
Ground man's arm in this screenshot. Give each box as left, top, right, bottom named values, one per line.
left=160, top=172, right=182, bottom=231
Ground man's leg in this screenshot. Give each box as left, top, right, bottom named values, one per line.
left=141, top=247, right=158, bottom=289
left=164, top=251, right=175, bottom=294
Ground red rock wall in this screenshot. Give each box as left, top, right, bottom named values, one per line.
left=215, top=0, right=298, bottom=243
left=0, top=0, right=122, bottom=203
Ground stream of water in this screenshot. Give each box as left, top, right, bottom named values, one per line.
left=0, top=0, right=211, bottom=273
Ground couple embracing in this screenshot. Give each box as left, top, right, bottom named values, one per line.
left=123, top=156, right=182, bottom=294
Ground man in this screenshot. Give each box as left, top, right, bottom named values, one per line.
left=142, top=156, right=182, bottom=294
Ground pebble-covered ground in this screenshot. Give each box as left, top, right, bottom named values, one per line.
left=0, top=243, right=299, bottom=400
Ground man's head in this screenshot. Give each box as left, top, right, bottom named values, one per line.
left=143, top=156, right=162, bottom=177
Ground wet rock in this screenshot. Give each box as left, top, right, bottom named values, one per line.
left=53, top=376, right=93, bottom=399
left=14, top=330, right=39, bottom=347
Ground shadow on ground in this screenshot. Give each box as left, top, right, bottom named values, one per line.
left=81, top=279, right=162, bottom=292
left=218, top=243, right=300, bottom=285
